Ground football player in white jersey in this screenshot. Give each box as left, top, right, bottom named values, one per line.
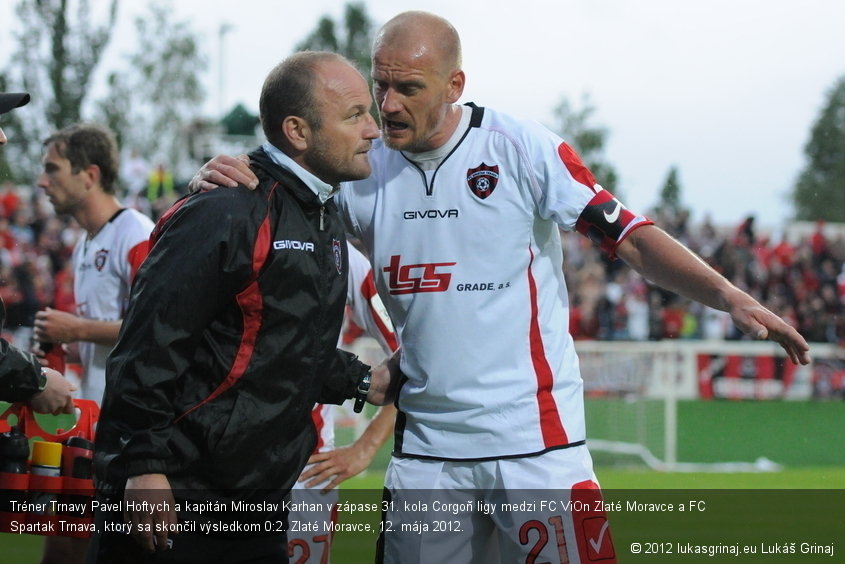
left=33, top=124, right=153, bottom=564
left=288, top=242, right=397, bottom=564
left=192, top=11, right=810, bottom=564
left=35, top=123, right=154, bottom=407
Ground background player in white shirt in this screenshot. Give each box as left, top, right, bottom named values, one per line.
left=195, top=11, right=810, bottom=564
left=288, top=242, right=397, bottom=564
left=34, top=123, right=154, bottom=407
left=32, top=123, right=153, bottom=564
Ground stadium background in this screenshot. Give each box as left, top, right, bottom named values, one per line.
left=1, top=0, right=844, bottom=558
left=1, top=182, right=844, bottom=562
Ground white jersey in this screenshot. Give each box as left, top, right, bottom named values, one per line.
left=339, top=104, right=644, bottom=460
left=72, top=208, right=154, bottom=404
left=310, top=242, right=397, bottom=453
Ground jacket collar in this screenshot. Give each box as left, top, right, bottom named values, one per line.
left=261, top=142, right=335, bottom=204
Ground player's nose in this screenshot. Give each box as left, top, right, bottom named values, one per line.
left=379, top=88, right=403, bottom=115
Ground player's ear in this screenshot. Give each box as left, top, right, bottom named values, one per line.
left=445, top=69, right=465, bottom=104
left=82, top=164, right=101, bottom=190
left=282, top=116, right=310, bottom=151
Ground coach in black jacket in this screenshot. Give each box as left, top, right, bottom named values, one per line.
left=92, top=52, right=382, bottom=561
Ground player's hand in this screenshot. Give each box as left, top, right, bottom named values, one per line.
left=300, top=445, right=376, bottom=492
left=33, top=307, right=81, bottom=345
left=728, top=294, right=810, bottom=365
left=188, top=154, right=257, bottom=193
left=28, top=368, right=76, bottom=415
left=124, top=473, right=178, bottom=552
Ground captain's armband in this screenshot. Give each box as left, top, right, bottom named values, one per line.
left=575, top=190, right=653, bottom=259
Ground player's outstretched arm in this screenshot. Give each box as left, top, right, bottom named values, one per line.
left=299, top=403, right=397, bottom=492
left=188, top=154, right=257, bottom=192
left=616, top=225, right=810, bottom=365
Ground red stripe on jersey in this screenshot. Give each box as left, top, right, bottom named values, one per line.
left=557, top=142, right=599, bottom=192
left=126, top=240, right=151, bottom=282
left=526, top=246, right=568, bottom=447
left=311, top=404, right=325, bottom=453
left=360, top=271, right=399, bottom=351
left=176, top=185, right=277, bottom=422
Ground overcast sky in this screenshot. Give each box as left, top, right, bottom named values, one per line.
left=2, top=0, right=844, bottom=230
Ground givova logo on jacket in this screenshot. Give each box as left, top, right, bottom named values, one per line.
left=274, top=240, right=315, bottom=252
left=383, top=254, right=456, bottom=295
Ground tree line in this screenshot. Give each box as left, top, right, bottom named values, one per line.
left=0, top=0, right=842, bottom=221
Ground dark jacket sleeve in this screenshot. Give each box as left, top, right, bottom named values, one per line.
left=317, top=349, right=370, bottom=405
left=99, top=188, right=261, bottom=478
left=0, top=338, right=43, bottom=403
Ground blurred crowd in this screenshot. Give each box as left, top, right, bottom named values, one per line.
left=0, top=161, right=183, bottom=349
left=564, top=210, right=845, bottom=345
left=1, top=175, right=843, bottom=349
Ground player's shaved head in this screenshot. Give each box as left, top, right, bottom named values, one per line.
left=374, top=11, right=462, bottom=76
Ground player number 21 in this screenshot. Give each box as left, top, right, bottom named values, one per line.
left=519, top=515, right=569, bottom=564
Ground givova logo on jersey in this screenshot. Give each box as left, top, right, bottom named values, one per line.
left=383, top=255, right=455, bottom=295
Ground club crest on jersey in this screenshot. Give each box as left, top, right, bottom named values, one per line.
left=94, top=249, right=109, bottom=272
left=466, top=163, right=499, bottom=200
left=332, top=239, right=343, bottom=275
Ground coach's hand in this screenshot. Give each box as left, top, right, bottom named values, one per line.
left=124, top=473, right=178, bottom=552
left=189, top=154, right=257, bottom=193
left=368, top=349, right=402, bottom=405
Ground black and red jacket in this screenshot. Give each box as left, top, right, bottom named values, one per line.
left=0, top=338, right=43, bottom=402
left=95, top=148, right=367, bottom=500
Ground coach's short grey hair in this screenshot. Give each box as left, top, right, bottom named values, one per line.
left=260, top=51, right=355, bottom=148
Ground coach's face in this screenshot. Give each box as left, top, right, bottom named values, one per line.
left=303, top=60, right=379, bottom=187
left=37, top=142, right=90, bottom=214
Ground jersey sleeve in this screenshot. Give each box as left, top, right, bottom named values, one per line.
left=515, top=118, right=652, bottom=256
left=344, top=242, right=398, bottom=355
left=114, top=211, right=155, bottom=284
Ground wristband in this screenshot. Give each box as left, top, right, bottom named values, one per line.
left=353, top=371, right=371, bottom=413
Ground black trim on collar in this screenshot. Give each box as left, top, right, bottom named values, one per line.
left=465, top=102, right=484, bottom=128
left=107, top=208, right=127, bottom=224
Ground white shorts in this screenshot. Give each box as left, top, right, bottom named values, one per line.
left=287, top=465, right=339, bottom=564
left=378, top=446, right=616, bottom=564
